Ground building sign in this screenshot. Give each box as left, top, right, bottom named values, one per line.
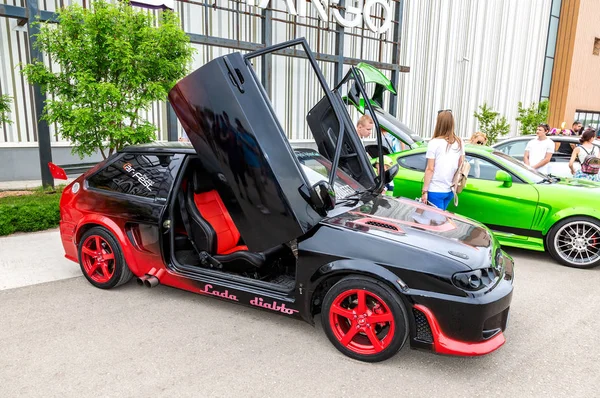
left=246, top=0, right=393, bottom=34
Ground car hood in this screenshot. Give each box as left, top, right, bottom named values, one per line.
left=324, top=196, right=497, bottom=270
left=552, top=177, right=600, bottom=189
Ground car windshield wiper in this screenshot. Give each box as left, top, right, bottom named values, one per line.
left=538, top=174, right=561, bottom=184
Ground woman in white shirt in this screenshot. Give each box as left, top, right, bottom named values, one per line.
left=421, top=110, right=465, bottom=210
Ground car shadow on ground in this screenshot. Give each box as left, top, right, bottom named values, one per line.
left=121, top=278, right=512, bottom=373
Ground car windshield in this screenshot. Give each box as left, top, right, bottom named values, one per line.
left=295, top=149, right=364, bottom=199
left=490, top=151, right=546, bottom=183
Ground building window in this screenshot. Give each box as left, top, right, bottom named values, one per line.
left=594, top=38, right=600, bottom=56
left=540, top=0, right=562, bottom=101
left=574, top=110, right=600, bottom=130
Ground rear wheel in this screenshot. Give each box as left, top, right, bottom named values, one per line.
left=547, top=216, right=600, bottom=269
left=78, top=227, right=133, bottom=288
left=322, top=276, right=408, bottom=362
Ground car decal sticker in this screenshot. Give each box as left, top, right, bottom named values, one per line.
left=199, top=283, right=239, bottom=301
left=350, top=211, right=457, bottom=232
left=123, top=162, right=155, bottom=191
left=250, top=297, right=299, bottom=314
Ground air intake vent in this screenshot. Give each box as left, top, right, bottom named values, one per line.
left=413, top=308, right=433, bottom=343
left=364, top=220, right=399, bottom=231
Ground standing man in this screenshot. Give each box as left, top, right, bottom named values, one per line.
left=572, top=121, right=583, bottom=136
left=356, top=114, right=374, bottom=140
left=523, top=124, right=554, bottom=174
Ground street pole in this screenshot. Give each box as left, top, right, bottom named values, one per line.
left=26, top=0, right=54, bottom=188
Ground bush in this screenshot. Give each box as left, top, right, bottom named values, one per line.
left=516, top=99, right=549, bottom=135
left=0, top=187, right=63, bottom=236
left=473, top=103, right=511, bottom=145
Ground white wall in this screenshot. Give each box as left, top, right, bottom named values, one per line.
left=0, top=0, right=551, bottom=146
left=397, top=0, right=551, bottom=138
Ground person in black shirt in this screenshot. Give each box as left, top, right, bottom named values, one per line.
left=572, top=121, right=583, bottom=135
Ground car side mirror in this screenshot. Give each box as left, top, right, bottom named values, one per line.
left=384, top=163, right=399, bottom=184
left=311, top=180, right=336, bottom=215
left=495, top=170, right=512, bottom=187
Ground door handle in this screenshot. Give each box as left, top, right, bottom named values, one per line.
left=224, top=56, right=245, bottom=93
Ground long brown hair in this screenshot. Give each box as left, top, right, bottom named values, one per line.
left=433, top=111, right=462, bottom=151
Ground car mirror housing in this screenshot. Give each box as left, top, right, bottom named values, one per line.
left=311, top=180, right=336, bottom=216
left=384, top=163, right=399, bottom=184
left=495, top=170, right=512, bottom=187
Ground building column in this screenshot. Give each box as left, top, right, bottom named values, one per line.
left=26, top=0, right=54, bottom=188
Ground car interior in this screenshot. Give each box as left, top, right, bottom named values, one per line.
left=169, top=157, right=297, bottom=291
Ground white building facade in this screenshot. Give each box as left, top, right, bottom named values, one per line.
left=0, top=0, right=552, bottom=181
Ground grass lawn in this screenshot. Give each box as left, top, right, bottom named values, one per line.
left=0, top=186, right=64, bottom=236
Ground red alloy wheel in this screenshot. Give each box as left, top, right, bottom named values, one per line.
left=328, top=289, right=396, bottom=355
left=81, top=235, right=116, bottom=284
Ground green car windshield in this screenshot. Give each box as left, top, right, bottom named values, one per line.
left=490, top=151, right=546, bottom=183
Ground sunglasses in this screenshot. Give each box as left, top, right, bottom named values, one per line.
left=475, top=141, right=485, bottom=145
left=438, top=109, right=452, bottom=114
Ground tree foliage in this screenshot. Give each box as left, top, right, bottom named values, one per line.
left=21, top=1, right=194, bottom=159
left=515, top=99, right=549, bottom=136
left=473, top=102, right=511, bottom=145
left=0, top=94, right=12, bottom=126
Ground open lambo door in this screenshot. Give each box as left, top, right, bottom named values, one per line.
left=168, top=39, right=379, bottom=252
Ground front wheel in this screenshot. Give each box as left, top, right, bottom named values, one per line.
left=322, top=276, right=409, bottom=362
left=547, top=216, right=600, bottom=269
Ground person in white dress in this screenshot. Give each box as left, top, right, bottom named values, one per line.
left=421, top=110, right=465, bottom=210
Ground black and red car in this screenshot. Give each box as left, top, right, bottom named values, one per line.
left=56, top=39, right=514, bottom=362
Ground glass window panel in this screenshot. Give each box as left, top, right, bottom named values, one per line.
left=552, top=0, right=562, bottom=17
left=546, top=18, right=559, bottom=57
left=541, top=58, right=554, bottom=98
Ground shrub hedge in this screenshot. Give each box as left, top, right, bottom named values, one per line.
left=0, top=187, right=63, bottom=236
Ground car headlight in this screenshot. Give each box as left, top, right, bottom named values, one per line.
left=452, top=268, right=499, bottom=291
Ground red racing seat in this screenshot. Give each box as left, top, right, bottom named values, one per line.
left=193, top=191, right=248, bottom=255
left=182, top=169, right=271, bottom=271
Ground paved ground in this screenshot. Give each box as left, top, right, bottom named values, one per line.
left=0, top=233, right=599, bottom=397
left=0, top=229, right=80, bottom=290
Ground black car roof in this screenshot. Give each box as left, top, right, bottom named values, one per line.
left=121, top=142, right=196, bottom=154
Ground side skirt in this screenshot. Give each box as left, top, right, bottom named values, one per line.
left=157, top=259, right=304, bottom=320
left=490, top=230, right=545, bottom=252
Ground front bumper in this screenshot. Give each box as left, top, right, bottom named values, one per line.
left=414, top=304, right=506, bottom=356
left=409, top=252, right=514, bottom=356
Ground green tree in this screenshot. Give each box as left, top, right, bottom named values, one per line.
left=22, top=1, right=194, bottom=159
left=515, top=99, right=549, bottom=136
left=473, top=102, right=511, bottom=145
left=0, top=94, right=12, bottom=126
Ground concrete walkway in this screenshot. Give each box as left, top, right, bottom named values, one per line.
left=0, top=229, right=81, bottom=290
left=0, top=178, right=76, bottom=191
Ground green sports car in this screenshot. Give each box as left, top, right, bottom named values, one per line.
left=388, top=145, right=600, bottom=269
left=344, top=62, right=600, bottom=268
